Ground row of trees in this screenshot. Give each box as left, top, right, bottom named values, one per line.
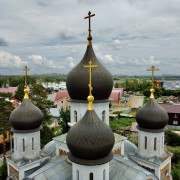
left=114, top=79, right=180, bottom=98
left=0, top=75, right=66, bottom=88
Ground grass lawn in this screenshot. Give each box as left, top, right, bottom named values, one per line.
left=110, top=117, right=135, bottom=131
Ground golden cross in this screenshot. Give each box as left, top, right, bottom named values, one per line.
left=23, top=65, right=30, bottom=88
left=147, top=65, right=159, bottom=88
left=84, top=11, right=95, bottom=36
left=84, top=60, right=98, bottom=96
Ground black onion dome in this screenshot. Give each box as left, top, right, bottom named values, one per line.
left=136, top=98, right=168, bottom=130
left=66, top=110, right=115, bottom=165
left=66, top=45, right=113, bottom=100
left=10, top=99, right=43, bottom=131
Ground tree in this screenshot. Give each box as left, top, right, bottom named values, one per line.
left=0, top=162, right=7, bottom=179
left=40, top=125, right=54, bottom=148
left=0, top=93, right=13, bottom=98
left=58, top=108, right=70, bottom=134
left=14, top=84, right=25, bottom=102
left=0, top=98, right=14, bottom=161
left=9, top=76, right=36, bottom=87
left=114, top=82, right=120, bottom=88
left=29, top=84, right=54, bottom=125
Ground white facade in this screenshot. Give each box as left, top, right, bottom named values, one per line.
left=72, top=162, right=109, bottom=180
left=138, top=130, right=164, bottom=157
left=13, top=131, right=40, bottom=160
left=70, top=101, right=110, bottom=125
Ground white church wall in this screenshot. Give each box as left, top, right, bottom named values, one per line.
left=13, top=131, right=40, bottom=159
left=73, top=162, right=109, bottom=180
left=138, top=130, right=164, bottom=157
left=70, top=101, right=110, bottom=125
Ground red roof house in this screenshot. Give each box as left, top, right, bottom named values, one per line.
left=160, top=104, right=180, bottom=126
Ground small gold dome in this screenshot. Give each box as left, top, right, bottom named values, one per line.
left=24, top=88, right=29, bottom=99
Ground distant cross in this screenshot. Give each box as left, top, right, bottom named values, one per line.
left=84, top=11, right=95, bottom=36
left=147, top=65, right=159, bottom=88
left=23, top=65, right=30, bottom=88
left=84, top=60, right=98, bottom=95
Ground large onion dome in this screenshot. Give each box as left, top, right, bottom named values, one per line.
left=66, top=96, right=115, bottom=165
left=136, top=89, right=168, bottom=131
left=66, top=44, right=113, bottom=100
left=9, top=89, right=43, bottom=132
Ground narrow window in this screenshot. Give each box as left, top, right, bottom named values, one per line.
left=32, top=138, right=34, bottom=150
left=89, top=173, right=93, bottom=180
left=74, top=111, right=77, bottom=122
left=102, top=111, right=105, bottom=122
left=15, top=137, right=17, bottom=150
left=77, top=170, right=79, bottom=180
left=145, top=136, right=147, bottom=149
left=103, top=169, right=105, bottom=180
left=154, top=137, right=157, bottom=151
left=23, top=139, right=25, bottom=152
left=162, top=136, right=164, bottom=149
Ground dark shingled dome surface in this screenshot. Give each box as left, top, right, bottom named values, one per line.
left=66, top=110, right=115, bottom=165
left=66, top=44, right=113, bottom=100
left=136, top=98, right=168, bottom=130
left=10, top=99, right=43, bottom=131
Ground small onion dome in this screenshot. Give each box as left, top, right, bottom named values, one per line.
left=66, top=44, right=113, bottom=100
left=66, top=109, right=115, bottom=165
left=136, top=89, right=168, bottom=131
left=9, top=89, right=43, bottom=132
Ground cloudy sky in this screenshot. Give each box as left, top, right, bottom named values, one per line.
left=0, top=0, right=180, bottom=76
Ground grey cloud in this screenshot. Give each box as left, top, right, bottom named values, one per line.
left=0, top=37, right=8, bottom=46
left=58, top=31, right=75, bottom=41
left=37, top=1, right=49, bottom=7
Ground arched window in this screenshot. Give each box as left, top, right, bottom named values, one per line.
left=77, top=170, right=79, bottom=180
left=89, top=172, right=93, bottom=180
left=102, top=111, right=105, bottom=122
left=23, top=139, right=25, bottom=152
left=74, top=111, right=77, bottom=122
left=15, top=137, right=17, bottom=150
left=154, top=137, right=157, bottom=151
left=103, top=169, right=106, bottom=180
left=32, top=137, right=34, bottom=150
left=145, top=136, right=147, bottom=149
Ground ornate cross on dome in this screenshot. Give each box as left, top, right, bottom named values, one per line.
left=84, top=60, right=98, bottom=96
left=84, top=11, right=95, bottom=44
left=147, top=65, right=159, bottom=89
left=23, top=65, right=30, bottom=88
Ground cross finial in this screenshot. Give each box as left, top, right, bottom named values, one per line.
left=23, top=65, right=30, bottom=88
left=147, top=65, right=160, bottom=99
left=147, top=65, right=160, bottom=89
left=84, top=60, right=98, bottom=110
left=84, top=11, right=95, bottom=45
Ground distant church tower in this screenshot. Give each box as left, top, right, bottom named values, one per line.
left=6, top=71, right=45, bottom=180
left=66, top=55, right=115, bottom=180
left=66, top=11, right=113, bottom=126
left=130, top=66, right=172, bottom=180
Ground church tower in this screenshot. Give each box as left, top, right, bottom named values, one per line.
left=66, top=57, right=115, bottom=180
left=9, top=88, right=43, bottom=160
left=129, top=66, right=172, bottom=180
left=6, top=67, right=45, bottom=180
left=66, top=11, right=113, bottom=126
